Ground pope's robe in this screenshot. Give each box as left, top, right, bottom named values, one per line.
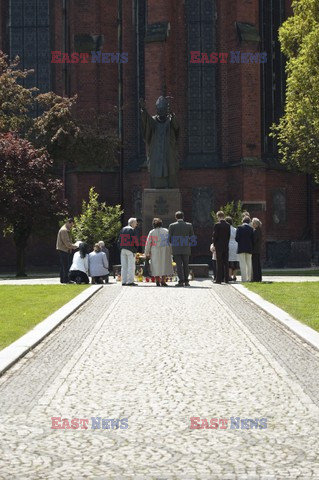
left=141, top=109, right=179, bottom=189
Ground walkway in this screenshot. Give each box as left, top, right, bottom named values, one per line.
left=1, top=281, right=319, bottom=479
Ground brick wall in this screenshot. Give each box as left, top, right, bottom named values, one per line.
left=266, top=171, right=308, bottom=241
left=1, top=0, right=318, bottom=270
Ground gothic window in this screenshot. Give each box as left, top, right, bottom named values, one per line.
left=260, top=0, right=286, bottom=158
left=137, top=0, right=146, bottom=159
left=8, top=0, right=51, bottom=98
left=186, top=0, right=218, bottom=168
left=126, top=0, right=146, bottom=171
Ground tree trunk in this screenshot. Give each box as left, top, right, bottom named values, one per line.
left=13, top=222, right=31, bottom=277
left=16, top=245, right=27, bottom=277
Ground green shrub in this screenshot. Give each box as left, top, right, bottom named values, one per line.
left=72, top=187, right=123, bottom=248
left=211, top=201, right=246, bottom=227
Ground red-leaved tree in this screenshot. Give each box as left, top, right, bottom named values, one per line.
left=0, top=132, right=67, bottom=276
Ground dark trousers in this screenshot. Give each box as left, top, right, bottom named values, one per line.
left=69, top=270, right=89, bottom=284
left=92, top=275, right=109, bottom=284
left=174, top=254, right=190, bottom=284
left=215, top=249, right=229, bottom=283
left=212, top=259, right=216, bottom=280
left=58, top=250, right=72, bottom=284
left=252, top=254, right=262, bottom=282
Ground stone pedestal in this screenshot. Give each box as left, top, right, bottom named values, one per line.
left=142, top=189, right=182, bottom=234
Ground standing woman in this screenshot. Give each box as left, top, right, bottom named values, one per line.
left=225, top=216, right=239, bottom=281
left=69, top=242, right=90, bottom=284
left=235, top=216, right=254, bottom=282
left=145, top=218, right=173, bottom=286
left=252, top=218, right=262, bottom=282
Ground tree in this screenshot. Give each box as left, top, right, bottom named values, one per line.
left=211, top=201, right=245, bottom=227
left=0, top=132, right=67, bottom=276
left=31, top=96, right=120, bottom=172
left=73, top=112, right=120, bottom=169
left=31, top=92, right=80, bottom=166
left=72, top=187, right=122, bottom=248
left=271, top=0, right=319, bottom=181
left=1, top=52, right=120, bottom=171
left=0, top=52, right=36, bottom=134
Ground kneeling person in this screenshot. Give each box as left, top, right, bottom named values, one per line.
left=69, top=242, right=90, bottom=284
left=89, top=243, right=109, bottom=284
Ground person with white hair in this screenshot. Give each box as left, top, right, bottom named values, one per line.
left=89, top=243, right=109, bottom=284
left=98, top=240, right=110, bottom=262
left=117, top=217, right=139, bottom=286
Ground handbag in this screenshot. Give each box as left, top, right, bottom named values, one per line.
left=143, top=257, right=151, bottom=277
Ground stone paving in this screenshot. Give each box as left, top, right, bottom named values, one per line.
left=1, top=280, right=319, bottom=479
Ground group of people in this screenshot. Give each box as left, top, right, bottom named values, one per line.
left=56, top=218, right=109, bottom=284
left=211, top=211, right=262, bottom=284
left=57, top=210, right=262, bottom=287
left=117, top=211, right=194, bottom=287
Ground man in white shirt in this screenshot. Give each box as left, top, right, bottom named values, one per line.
left=117, top=218, right=138, bottom=286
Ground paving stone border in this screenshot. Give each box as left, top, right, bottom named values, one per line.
left=0, top=285, right=103, bottom=376
left=233, top=283, right=319, bottom=352
left=1, top=281, right=319, bottom=478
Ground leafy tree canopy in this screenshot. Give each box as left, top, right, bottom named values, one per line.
left=0, top=52, right=120, bottom=170
left=0, top=52, right=36, bottom=133
left=271, top=0, right=319, bottom=181
left=31, top=92, right=80, bottom=167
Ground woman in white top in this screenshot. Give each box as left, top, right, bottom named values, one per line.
left=89, top=243, right=109, bottom=284
left=225, top=216, right=240, bottom=281
left=145, top=217, right=173, bottom=286
left=210, top=243, right=217, bottom=281
left=69, top=242, right=90, bottom=284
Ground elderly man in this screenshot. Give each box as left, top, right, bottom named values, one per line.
left=117, top=218, right=139, bottom=286
left=56, top=218, right=78, bottom=284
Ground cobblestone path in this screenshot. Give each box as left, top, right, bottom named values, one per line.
left=1, top=280, right=319, bottom=479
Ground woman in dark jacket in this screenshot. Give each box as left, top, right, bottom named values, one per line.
left=252, top=218, right=262, bottom=282
left=235, top=216, right=254, bottom=282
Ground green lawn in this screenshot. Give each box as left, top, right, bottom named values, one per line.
left=245, top=282, right=319, bottom=332
left=263, top=270, right=319, bottom=276
left=0, top=285, right=89, bottom=350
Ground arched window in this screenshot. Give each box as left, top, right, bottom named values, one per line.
left=8, top=0, right=51, bottom=95
left=186, top=0, right=218, bottom=168
left=260, top=0, right=286, bottom=158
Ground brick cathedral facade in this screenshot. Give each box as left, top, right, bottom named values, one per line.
left=0, top=0, right=318, bottom=268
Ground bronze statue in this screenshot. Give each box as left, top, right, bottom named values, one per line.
left=140, top=96, right=179, bottom=189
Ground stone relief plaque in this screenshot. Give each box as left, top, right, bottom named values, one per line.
left=192, top=187, right=214, bottom=227
left=272, top=189, right=286, bottom=224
